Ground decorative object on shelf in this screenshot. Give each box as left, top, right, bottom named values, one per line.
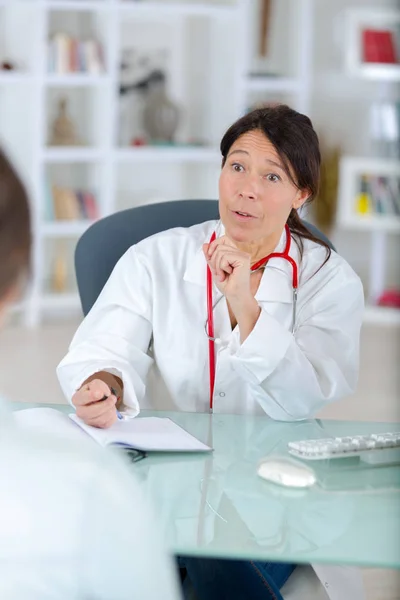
left=143, top=70, right=180, bottom=143
left=131, top=137, right=147, bottom=146
left=376, top=289, right=400, bottom=309
left=49, top=97, right=81, bottom=147
left=0, top=60, right=16, bottom=71
left=118, top=47, right=168, bottom=146
left=51, top=242, right=68, bottom=293
left=354, top=174, right=373, bottom=215
left=259, top=0, right=272, bottom=57
left=314, top=144, right=341, bottom=235
left=48, top=33, right=104, bottom=74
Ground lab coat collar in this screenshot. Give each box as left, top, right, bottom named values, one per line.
left=183, top=222, right=295, bottom=303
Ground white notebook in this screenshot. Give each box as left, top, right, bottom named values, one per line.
left=69, top=413, right=212, bottom=452
left=13, top=407, right=212, bottom=453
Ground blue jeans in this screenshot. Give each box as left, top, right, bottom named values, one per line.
left=178, top=556, right=296, bottom=600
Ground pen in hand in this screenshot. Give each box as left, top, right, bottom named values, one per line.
left=101, top=386, right=123, bottom=421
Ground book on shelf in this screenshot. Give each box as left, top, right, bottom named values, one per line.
left=354, top=175, right=400, bottom=217
left=361, top=29, right=399, bottom=64
left=48, top=33, right=105, bottom=75
left=50, top=185, right=99, bottom=221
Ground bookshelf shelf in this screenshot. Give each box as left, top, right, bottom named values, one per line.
left=42, top=148, right=104, bottom=163
left=114, top=147, right=221, bottom=163
left=363, top=305, right=400, bottom=326
left=0, top=73, right=34, bottom=84
left=45, top=74, right=110, bottom=86
left=117, top=2, right=237, bottom=18
left=340, top=216, right=400, bottom=233
left=338, top=157, right=400, bottom=177
left=45, top=2, right=109, bottom=12
left=351, top=64, right=400, bottom=82
left=246, top=76, right=301, bottom=94
left=42, top=221, right=95, bottom=237
left=41, top=292, right=81, bottom=311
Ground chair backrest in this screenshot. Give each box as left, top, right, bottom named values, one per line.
left=75, top=200, right=335, bottom=315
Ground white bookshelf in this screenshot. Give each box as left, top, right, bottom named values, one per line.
left=337, top=5, right=400, bottom=326
left=338, top=154, right=400, bottom=324
left=337, top=156, right=400, bottom=324
left=1, top=0, right=314, bottom=325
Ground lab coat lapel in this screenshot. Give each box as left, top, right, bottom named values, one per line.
left=183, top=220, right=222, bottom=288
left=255, top=228, right=295, bottom=305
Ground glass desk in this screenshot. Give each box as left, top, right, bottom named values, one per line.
left=10, top=403, right=400, bottom=569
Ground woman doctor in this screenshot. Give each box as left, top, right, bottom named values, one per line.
left=57, top=104, right=364, bottom=599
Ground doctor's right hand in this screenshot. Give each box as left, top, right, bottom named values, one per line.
left=72, top=379, right=118, bottom=429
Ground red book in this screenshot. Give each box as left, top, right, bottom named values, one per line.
left=83, top=192, right=99, bottom=221
left=362, top=30, right=381, bottom=63
left=378, top=30, right=397, bottom=63
left=362, top=29, right=397, bottom=64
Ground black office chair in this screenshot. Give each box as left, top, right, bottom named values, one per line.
left=75, top=200, right=334, bottom=316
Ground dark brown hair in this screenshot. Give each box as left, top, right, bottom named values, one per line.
left=0, top=147, right=31, bottom=301
left=220, top=104, right=331, bottom=266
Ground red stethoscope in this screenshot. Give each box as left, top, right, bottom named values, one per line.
left=205, top=223, right=298, bottom=413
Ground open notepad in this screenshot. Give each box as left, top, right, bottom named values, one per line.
left=13, top=408, right=212, bottom=453
left=69, top=413, right=212, bottom=452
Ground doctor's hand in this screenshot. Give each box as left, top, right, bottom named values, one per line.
left=203, top=236, right=252, bottom=303
left=72, top=379, right=118, bottom=429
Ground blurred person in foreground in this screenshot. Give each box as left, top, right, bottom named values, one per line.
left=0, top=147, right=181, bottom=600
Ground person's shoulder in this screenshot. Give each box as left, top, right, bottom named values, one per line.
left=133, top=219, right=218, bottom=258
left=1, top=422, right=145, bottom=520
left=300, top=237, right=362, bottom=290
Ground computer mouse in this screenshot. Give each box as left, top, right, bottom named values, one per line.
left=257, top=455, right=317, bottom=488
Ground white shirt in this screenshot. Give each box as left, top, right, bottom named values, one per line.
left=0, top=400, right=181, bottom=600
left=58, top=219, right=364, bottom=419
left=58, top=219, right=364, bottom=420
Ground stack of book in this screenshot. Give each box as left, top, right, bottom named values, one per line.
left=355, top=175, right=400, bottom=216
left=50, top=186, right=99, bottom=221
left=362, top=29, right=399, bottom=64
left=48, top=33, right=105, bottom=74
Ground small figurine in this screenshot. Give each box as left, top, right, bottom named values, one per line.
left=0, top=61, right=16, bottom=71
left=49, top=97, right=81, bottom=146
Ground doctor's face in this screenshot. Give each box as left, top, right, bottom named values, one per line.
left=218, top=130, right=309, bottom=245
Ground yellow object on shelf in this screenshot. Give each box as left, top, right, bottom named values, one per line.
left=355, top=175, right=372, bottom=215
left=51, top=242, right=68, bottom=293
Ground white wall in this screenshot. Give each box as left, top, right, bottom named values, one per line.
left=311, top=0, right=400, bottom=291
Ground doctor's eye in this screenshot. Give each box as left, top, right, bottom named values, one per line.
left=231, top=162, right=245, bottom=173
left=265, top=173, right=281, bottom=183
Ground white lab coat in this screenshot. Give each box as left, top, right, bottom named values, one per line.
left=58, top=219, right=364, bottom=420
left=57, top=219, right=365, bottom=599
left=0, top=399, right=181, bottom=600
